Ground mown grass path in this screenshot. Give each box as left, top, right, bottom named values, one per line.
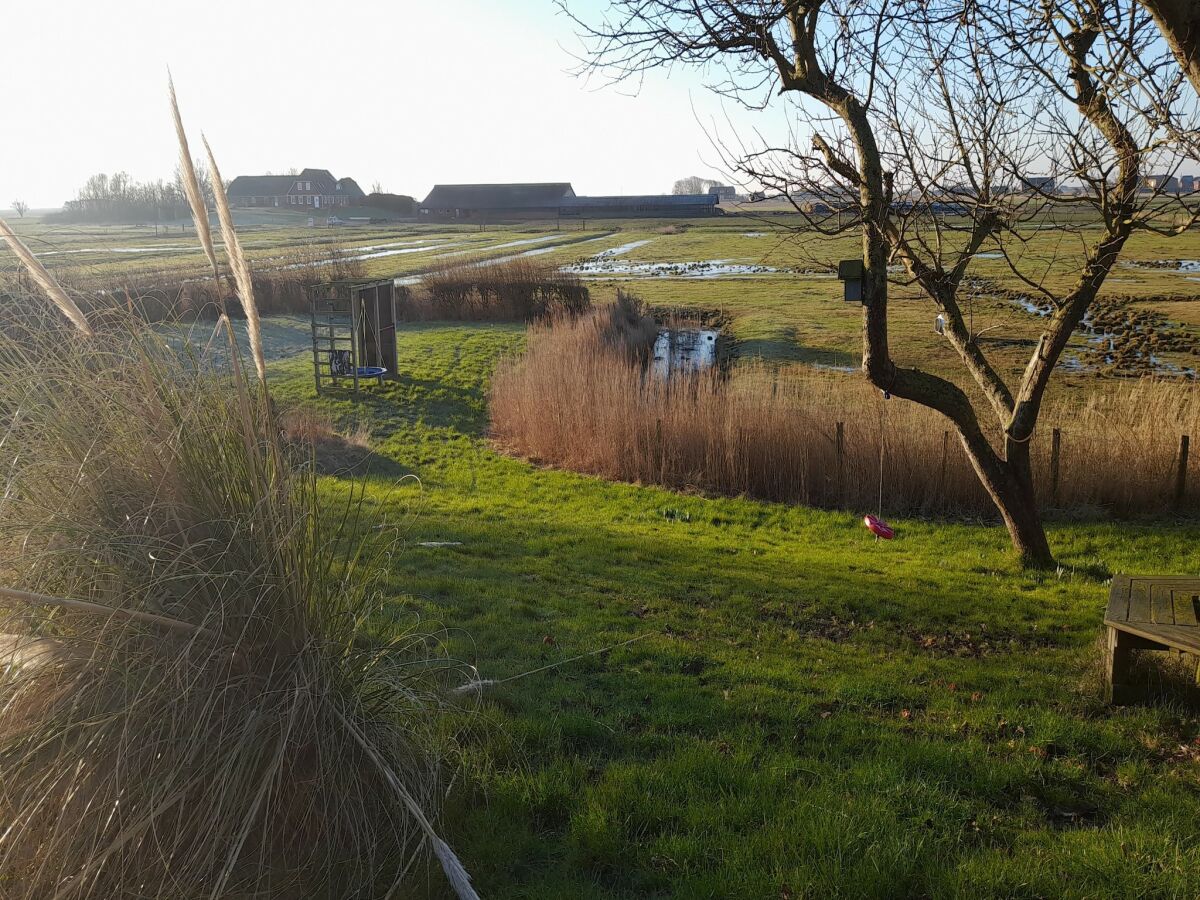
left=270, top=324, right=1200, bottom=899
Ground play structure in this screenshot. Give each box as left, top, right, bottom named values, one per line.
left=308, top=279, right=398, bottom=393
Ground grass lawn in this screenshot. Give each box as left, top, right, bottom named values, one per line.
left=267, top=323, right=1200, bottom=899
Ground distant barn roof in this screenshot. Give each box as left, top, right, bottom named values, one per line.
left=421, top=183, right=575, bottom=210
left=228, top=175, right=295, bottom=197
left=562, top=194, right=718, bottom=208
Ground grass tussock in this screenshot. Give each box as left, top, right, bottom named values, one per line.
left=491, top=301, right=1200, bottom=518
left=0, top=80, right=478, bottom=899
left=0, top=302, right=471, bottom=899
left=407, top=256, right=590, bottom=321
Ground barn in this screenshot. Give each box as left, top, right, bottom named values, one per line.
left=418, top=183, right=576, bottom=221
left=560, top=193, right=719, bottom=218
left=419, top=183, right=721, bottom=221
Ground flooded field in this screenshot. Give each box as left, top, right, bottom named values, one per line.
left=564, top=258, right=780, bottom=278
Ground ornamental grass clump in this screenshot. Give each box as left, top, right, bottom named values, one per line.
left=0, top=78, right=478, bottom=899
left=0, top=296, right=474, bottom=899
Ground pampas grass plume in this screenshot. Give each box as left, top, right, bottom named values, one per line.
left=0, top=218, right=93, bottom=336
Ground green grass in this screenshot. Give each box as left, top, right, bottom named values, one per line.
left=265, top=323, right=1200, bottom=899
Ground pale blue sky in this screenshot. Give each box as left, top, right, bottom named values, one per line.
left=1, top=0, right=778, bottom=208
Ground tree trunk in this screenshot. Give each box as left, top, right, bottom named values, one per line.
left=1140, top=0, right=1200, bottom=95
left=957, top=432, right=1054, bottom=569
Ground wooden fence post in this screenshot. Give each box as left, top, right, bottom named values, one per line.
left=836, top=422, right=845, bottom=507
left=656, top=418, right=664, bottom=483
left=1176, top=434, right=1190, bottom=506
left=1051, top=428, right=1062, bottom=506
left=940, top=431, right=949, bottom=497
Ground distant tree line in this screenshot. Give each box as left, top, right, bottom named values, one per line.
left=671, top=175, right=723, bottom=195
left=46, top=163, right=226, bottom=224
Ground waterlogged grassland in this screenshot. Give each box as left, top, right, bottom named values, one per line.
left=8, top=213, right=1200, bottom=397
left=261, top=324, right=1200, bottom=899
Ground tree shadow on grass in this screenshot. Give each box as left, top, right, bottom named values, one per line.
left=736, top=330, right=859, bottom=368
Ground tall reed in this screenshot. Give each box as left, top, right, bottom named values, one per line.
left=491, top=306, right=1200, bottom=518
left=169, top=74, right=220, bottom=283
left=203, top=135, right=265, bottom=381
left=412, top=256, right=590, bottom=321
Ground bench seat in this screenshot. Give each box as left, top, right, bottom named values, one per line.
left=1104, top=574, right=1200, bottom=703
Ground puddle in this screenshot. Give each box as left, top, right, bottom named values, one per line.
left=1013, top=295, right=1050, bottom=316
left=281, top=243, right=459, bottom=270
left=1123, top=259, right=1200, bottom=272
left=973, top=252, right=1004, bottom=259
left=742, top=232, right=767, bottom=237
left=565, top=259, right=780, bottom=278
left=341, top=238, right=443, bottom=253
left=430, top=234, right=561, bottom=260
left=337, top=243, right=457, bottom=262
left=652, top=328, right=720, bottom=377
left=391, top=235, right=611, bottom=287
left=1010, top=294, right=1197, bottom=378
left=33, top=245, right=195, bottom=256
left=594, top=239, right=653, bottom=258
left=810, top=362, right=858, bottom=373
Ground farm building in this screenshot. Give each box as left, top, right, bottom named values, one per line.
left=419, top=183, right=719, bottom=221
left=1020, top=175, right=1057, bottom=193
left=227, top=168, right=365, bottom=209
left=419, top=183, right=576, bottom=221
left=1143, top=174, right=1181, bottom=192
left=560, top=193, right=719, bottom=218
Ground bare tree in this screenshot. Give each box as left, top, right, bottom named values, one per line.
left=565, top=0, right=1199, bottom=566
left=673, top=175, right=719, bottom=194
left=370, top=180, right=384, bottom=194
left=10, top=200, right=28, bottom=218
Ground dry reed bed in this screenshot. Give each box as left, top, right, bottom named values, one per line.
left=491, top=307, right=1200, bottom=517
left=401, top=256, right=590, bottom=321
left=0, top=243, right=365, bottom=323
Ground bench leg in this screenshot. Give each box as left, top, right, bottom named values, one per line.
left=1104, top=626, right=1136, bottom=704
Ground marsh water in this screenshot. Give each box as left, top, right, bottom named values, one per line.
left=652, top=328, right=720, bottom=378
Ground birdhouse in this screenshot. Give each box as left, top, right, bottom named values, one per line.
left=837, top=259, right=866, bottom=303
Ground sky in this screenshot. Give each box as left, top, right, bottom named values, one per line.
left=0, top=0, right=777, bottom=208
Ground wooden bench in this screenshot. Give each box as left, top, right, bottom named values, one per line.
left=1104, top=574, right=1200, bottom=703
